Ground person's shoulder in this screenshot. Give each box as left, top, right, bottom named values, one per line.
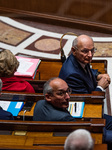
left=36, top=99, right=45, bottom=105
left=0, top=108, right=14, bottom=120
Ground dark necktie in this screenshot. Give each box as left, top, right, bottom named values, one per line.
left=85, top=65, right=92, bottom=80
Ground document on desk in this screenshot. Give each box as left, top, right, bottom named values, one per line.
left=0, top=101, right=24, bottom=116
left=14, top=56, right=41, bottom=79
left=68, top=102, right=85, bottom=118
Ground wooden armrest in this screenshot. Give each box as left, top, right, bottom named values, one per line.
left=0, top=119, right=105, bottom=132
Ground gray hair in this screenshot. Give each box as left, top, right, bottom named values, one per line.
left=64, top=129, right=94, bottom=150
left=72, top=37, right=78, bottom=47
left=43, top=77, right=60, bottom=96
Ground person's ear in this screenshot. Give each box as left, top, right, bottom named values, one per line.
left=45, top=93, right=52, bottom=102
left=71, top=47, right=76, bottom=56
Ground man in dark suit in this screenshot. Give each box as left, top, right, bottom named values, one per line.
left=33, top=77, right=75, bottom=121
left=59, top=34, right=110, bottom=93
left=59, top=35, right=112, bottom=149
left=33, top=77, right=112, bottom=149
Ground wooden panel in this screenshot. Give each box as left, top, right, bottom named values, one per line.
left=0, top=91, right=104, bottom=119
left=34, top=59, right=107, bottom=81
left=83, top=104, right=102, bottom=118
left=35, top=60, right=62, bottom=80
left=0, top=135, right=26, bottom=146
left=0, top=119, right=105, bottom=132
left=0, top=0, right=112, bottom=29
left=91, top=133, right=103, bottom=144
left=18, top=102, right=102, bottom=119
left=0, top=144, right=107, bottom=150
left=0, top=119, right=106, bottom=149
left=90, top=60, right=107, bottom=74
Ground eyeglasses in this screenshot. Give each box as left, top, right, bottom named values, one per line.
left=73, top=47, right=97, bottom=55
left=53, top=88, right=72, bottom=97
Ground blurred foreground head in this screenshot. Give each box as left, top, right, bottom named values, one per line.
left=64, top=129, right=94, bottom=150
left=0, top=49, right=19, bottom=77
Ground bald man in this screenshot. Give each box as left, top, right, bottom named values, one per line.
left=59, top=34, right=110, bottom=94
left=33, top=77, right=112, bottom=149
left=59, top=35, right=112, bottom=148
left=33, top=77, right=75, bottom=121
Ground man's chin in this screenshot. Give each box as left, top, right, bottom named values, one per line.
left=62, top=105, right=69, bottom=109
left=85, top=60, right=92, bottom=64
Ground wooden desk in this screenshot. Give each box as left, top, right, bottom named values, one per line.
left=0, top=144, right=107, bottom=150
left=34, top=59, right=107, bottom=80
left=26, top=59, right=107, bottom=93
left=25, top=59, right=110, bottom=115
left=0, top=91, right=105, bottom=120
left=0, top=119, right=106, bottom=150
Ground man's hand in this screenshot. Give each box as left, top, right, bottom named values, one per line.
left=97, top=74, right=111, bottom=89
left=97, top=74, right=111, bottom=84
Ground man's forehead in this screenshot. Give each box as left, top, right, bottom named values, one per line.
left=50, top=79, right=68, bottom=89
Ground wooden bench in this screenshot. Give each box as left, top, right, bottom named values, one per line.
left=0, top=91, right=105, bottom=120
left=26, top=59, right=107, bottom=93
left=24, top=58, right=110, bottom=115
left=0, top=144, right=107, bottom=150
left=0, top=119, right=106, bottom=150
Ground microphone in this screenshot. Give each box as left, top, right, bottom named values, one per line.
left=60, top=32, right=78, bottom=64
left=61, top=48, right=66, bottom=64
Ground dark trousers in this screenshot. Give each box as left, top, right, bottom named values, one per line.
left=103, top=114, right=112, bottom=150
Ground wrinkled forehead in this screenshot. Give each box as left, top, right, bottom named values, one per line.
left=77, top=36, right=94, bottom=48
left=50, top=79, right=68, bottom=91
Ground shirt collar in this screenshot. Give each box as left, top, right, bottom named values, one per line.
left=78, top=61, right=86, bottom=69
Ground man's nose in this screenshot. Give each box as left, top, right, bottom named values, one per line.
left=88, top=50, right=92, bottom=57
left=64, top=92, right=70, bottom=99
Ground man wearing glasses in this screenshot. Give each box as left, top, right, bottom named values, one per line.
left=59, top=35, right=112, bottom=148
left=33, top=77, right=112, bottom=149
left=59, top=34, right=110, bottom=94
left=33, top=77, right=75, bottom=121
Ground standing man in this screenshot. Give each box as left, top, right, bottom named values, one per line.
left=59, top=34, right=110, bottom=93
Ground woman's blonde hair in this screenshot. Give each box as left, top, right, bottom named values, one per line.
left=0, top=49, right=19, bottom=77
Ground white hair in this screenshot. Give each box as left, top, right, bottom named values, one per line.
left=64, top=129, right=94, bottom=150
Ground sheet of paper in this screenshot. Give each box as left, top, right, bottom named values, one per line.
left=68, top=102, right=84, bottom=118
left=0, top=101, right=10, bottom=111
left=15, top=102, right=23, bottom=109
left=17, top=58, right=33, bottom=74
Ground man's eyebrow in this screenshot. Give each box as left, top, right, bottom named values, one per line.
left=57, top=88, right=69, bottom=91
left=82, top=48, right=94, bottom=50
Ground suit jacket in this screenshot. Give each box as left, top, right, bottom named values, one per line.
left=0, top=108, right=14, bottom=120
left=33, top=100, right=76, bottom=121
left=59, top=53, right=101, bottom=93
